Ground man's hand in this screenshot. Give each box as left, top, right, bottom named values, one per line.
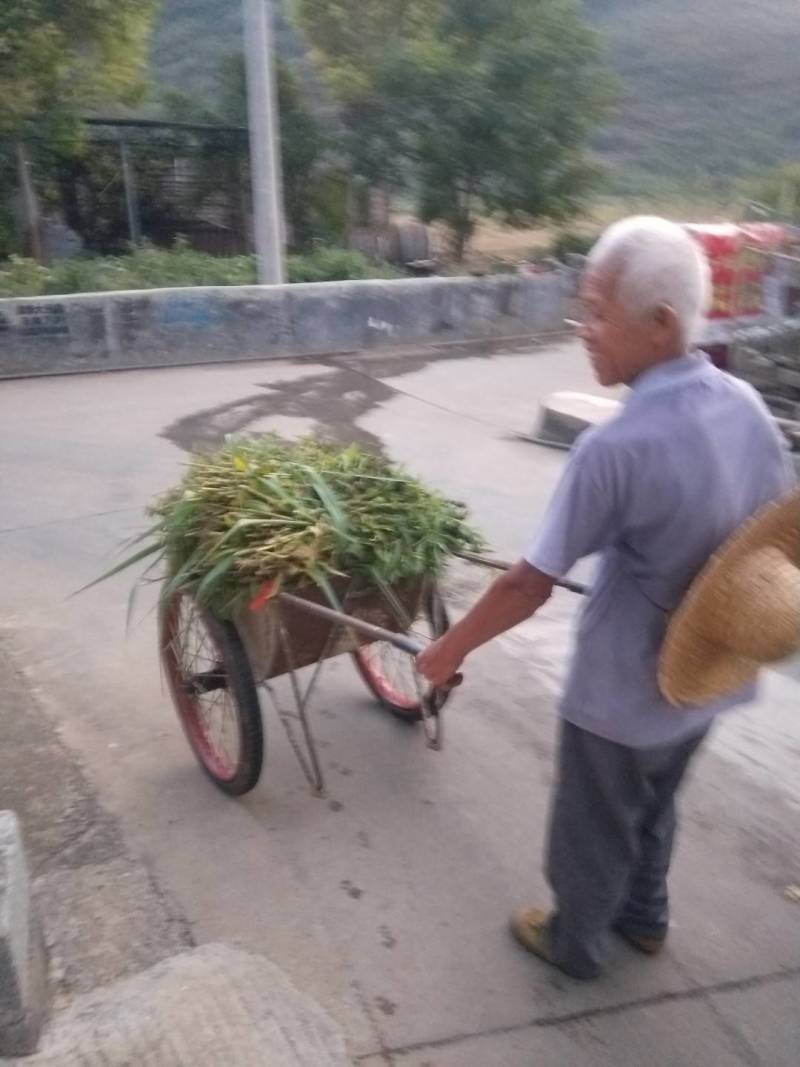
left=416, top=561, right=555, bottom=691
left=417, top=635, right=465, bottom=689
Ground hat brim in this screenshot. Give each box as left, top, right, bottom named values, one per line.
left=659, top=488, right=800, bottom=707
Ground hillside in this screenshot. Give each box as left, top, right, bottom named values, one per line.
left=583, top=0, right=800, bottom=185
left=149, top=0, right=800, bottom=184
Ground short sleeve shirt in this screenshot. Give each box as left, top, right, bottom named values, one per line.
left=525, top=353, right=795, bottom=748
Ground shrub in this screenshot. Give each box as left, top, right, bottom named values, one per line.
left=0, top=244, right=398, bottom=298
left=549, top=230, right=598, bottom=261
left=287, top=247, right=400, bottom=284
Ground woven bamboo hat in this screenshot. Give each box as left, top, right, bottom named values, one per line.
left=659, top=487, right=800, bottom=707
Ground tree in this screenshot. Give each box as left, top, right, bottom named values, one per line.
left=1, top=0, right=158, bottom=258
left=380, top=0, right=614, bottom=257
left=294, top=0, right=613, bottom=256
left=0, top=1, right=158, bottom=136
left=294, top=0, right=443, bottom=184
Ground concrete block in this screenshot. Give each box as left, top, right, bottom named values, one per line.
left=0, top=812, right=48, bottom=1056
left=289, top=279, right=439, bottom=354
left=222, top=285, right=293, bottom=361
left=0, top=297, right=107, bottom=377
left=108, top=286, right=291, bottom=369
left=20, top=943, right=350, bottom=1066
left=508, top=271, right=572, bottom=332
left=0, top=273, right=569, bottom=379
left=526, top=390, right=622, bottom=449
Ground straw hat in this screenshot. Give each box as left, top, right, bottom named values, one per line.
left=659, top=487, right=800, bottom=707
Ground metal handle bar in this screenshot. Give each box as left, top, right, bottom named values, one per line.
left=455, top=551, right=589, bottom=596
left=279, top=592, right=425, bottom=655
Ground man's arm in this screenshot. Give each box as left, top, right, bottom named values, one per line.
left=416, top=560, right=555, bottom=688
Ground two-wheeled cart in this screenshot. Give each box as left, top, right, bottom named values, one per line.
left=159, top=575, right=452, bottom=797
left=159, top=557, right=587, bottom=798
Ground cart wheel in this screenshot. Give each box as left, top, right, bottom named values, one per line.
left=160, top=591, right=264, bottom=796
left=352, top=585, right=451, bottom=723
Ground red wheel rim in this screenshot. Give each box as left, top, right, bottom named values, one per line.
left=355, top=643, right=422, bottom=710
left=354, top=599, right=438, bottom=711
left=161, top=592, right=241, bottom=782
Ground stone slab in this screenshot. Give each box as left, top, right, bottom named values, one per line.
left=5, top=943, right=351, bottom=1066
left=527, top=390, right=622, bottom=449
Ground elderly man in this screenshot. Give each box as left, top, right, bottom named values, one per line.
left=417, top=216, right=794, bottom=980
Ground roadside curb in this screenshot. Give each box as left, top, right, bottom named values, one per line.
left=0, top=814, right=48, bottom=1057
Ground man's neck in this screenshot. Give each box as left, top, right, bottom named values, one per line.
left=628, top=349, right=692, bottom=387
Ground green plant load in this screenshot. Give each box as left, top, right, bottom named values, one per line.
left=126, top=436, right=482, bottom=618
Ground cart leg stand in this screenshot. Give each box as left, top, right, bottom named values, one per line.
left=263, top=611, right=348, bottom=798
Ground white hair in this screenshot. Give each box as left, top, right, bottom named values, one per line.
left=587, top=216, right=711, bottom=341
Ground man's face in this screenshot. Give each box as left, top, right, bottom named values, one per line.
left=578, top=271, right=657, bottom=387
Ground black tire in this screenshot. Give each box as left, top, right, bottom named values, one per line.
left=160, top=590, right=264, bottom=796
left=352, top=584, right=451, bottom=722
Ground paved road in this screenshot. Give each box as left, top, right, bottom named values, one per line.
left=1, top=339, right=798, bottom=1066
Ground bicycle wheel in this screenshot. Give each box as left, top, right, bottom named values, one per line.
left=352, top=584, right=451, bottom=723
left=160, top=590, right=264, bottom=796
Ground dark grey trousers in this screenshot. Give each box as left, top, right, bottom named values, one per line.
left=546, top=719, right=709, bottom=979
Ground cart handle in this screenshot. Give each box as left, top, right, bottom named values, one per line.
left=278, top=592, right=463, bottom=689
left=279, top=592, right=424, bottom=655
left=455, top=551, right=589, bottom=596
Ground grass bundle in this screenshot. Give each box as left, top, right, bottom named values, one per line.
left=113, top=436, right=483, bottom=618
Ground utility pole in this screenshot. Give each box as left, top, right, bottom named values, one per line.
left=119, top=141, right=142, bottom=246
left=243, top=0, right=286, bottom=285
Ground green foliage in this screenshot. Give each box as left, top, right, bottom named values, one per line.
left=154, top=0, right=800, bottom=188
left=287, top=247, right=399, bottom=284
left=0, top=255, right=52, bottom=297
left=379, top=0, right=613, bottom=257
left=294, top=0, right=441, bottom=106
left=549, top=230, right=599, bottom=260
left=294, top=0, right=444, bottom=186
left=292, top=0, right=613, bottom=255
left=0, top=243, right=398, bottom=297
left=743, top=164, right=800, bottom=224
left=102, top=436, right=483, bottom=617
left=0, top=0, right=158, bottom=136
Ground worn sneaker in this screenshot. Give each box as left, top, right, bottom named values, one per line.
left=509, top=906, right=556, bottom=965
left=613, top=923, right=667, bottom=956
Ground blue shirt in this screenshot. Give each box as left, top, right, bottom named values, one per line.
left=525, top=353, right=794, bottom=748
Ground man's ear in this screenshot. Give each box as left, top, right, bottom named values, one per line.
left=654, top=303, right=679, bottom=337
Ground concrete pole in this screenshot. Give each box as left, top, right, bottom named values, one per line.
left=243, top=0, right=286, bottom=285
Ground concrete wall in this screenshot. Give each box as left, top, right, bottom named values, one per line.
left=0, top=273, right=571, bottom=379
left=729, top=317, right=800, bottom=416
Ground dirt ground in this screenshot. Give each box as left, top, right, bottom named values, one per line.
left=423, top=193, right=740, bottom=271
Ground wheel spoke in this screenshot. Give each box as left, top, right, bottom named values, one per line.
left=354, top=590, right=448, bottom=717
left=164, top=593, right=242, bottom=781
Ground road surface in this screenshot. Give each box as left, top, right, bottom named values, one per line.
left=1, top=338, right=798, bottom=1066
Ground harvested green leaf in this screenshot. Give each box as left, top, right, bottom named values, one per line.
left=105, top=436, right=483, bottom=617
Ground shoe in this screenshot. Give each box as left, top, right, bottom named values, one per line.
left=613, top=923, right=667, bottom=956
left=509, top=906, right=557, bottom=965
